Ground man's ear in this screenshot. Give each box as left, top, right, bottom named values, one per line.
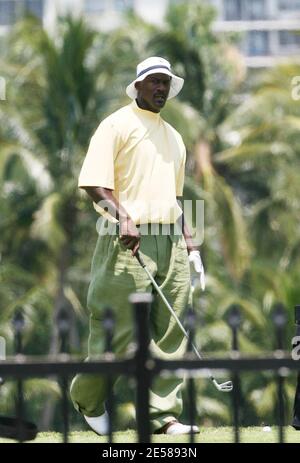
left=135, top=81, right=140, bottom=92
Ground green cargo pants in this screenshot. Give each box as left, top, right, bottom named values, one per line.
left=70, top=222, right=191, bottom=432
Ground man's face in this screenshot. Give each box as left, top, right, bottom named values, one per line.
left=135, top=73, right=171, bottom=113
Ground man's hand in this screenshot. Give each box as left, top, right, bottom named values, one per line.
left=83, top=187, right=140, bottom=256
left=119, top=218, right=140, bottom=256
left=188, top=250, right=205, bottom=291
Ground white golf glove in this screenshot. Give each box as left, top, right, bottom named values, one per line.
left=188, top=250, right=205, bottom=291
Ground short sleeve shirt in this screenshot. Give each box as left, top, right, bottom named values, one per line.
left=78, top=100, right=186, bottom=224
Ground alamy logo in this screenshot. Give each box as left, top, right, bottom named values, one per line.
left=291, top=336, right=300, bottom=360
left=0, top=336, right=6, bottom=360
left=95, top=198, right=205, bottom=246
left=0, top=77, right=6, bottom=101
left=291, top=76, right=300, bottom=101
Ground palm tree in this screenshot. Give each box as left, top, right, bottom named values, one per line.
left=146, top=0, right=250, bottom=281
left=0, top=14, right=113, bottom=428
left=213, top=61, right=300, bottom=423
left=216, top=62, right=300, bottom=301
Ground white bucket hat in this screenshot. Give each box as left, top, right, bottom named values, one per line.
left=126, top=56, right=184, bottom=100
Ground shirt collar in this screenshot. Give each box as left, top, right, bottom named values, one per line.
left=131, top=99, right=161, bottom=120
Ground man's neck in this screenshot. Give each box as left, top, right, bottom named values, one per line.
left=135, top=98, right=160, bottom=114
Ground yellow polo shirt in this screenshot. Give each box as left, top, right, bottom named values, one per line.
left=78, top=100, right=186, bottom=224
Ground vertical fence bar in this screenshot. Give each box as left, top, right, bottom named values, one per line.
left=227, top=305, right=242, bottom=444
left=13, top=310, right=25, bottom=443
left=292, top=372, right=300, bottom=430
left=61, top=378, right=69, bottom=443
left=272, top=303, right=287, bottom=444
left=292, top=305, right=300, bottom=430
left=103, top=307, right=115, bottom=444
left=57, top=307, right=70, bottom=444
left=186, top=306, right=196, bottom=444
left=130, top=293, right=152, bottom=444
left=278, top=372, right=285, bottom=443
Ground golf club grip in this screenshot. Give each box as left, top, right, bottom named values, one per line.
left=135, top=251, right=146, bottom=268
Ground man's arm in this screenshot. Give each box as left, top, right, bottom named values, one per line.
left=176, top=197, right=198, bottom=254
left=181, top=216, right=198, bottom=254
left=82, top=186, right=140, bottom=256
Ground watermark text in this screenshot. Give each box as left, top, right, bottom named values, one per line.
left=292, top=336, right=300, bottom=360
left=0, top=337, right=6, bottom=360
left=291, top=76, right=300, bottom=101
left=94, top=198, right=204, bottom=246
left=0, top=77, right=6, bottom=101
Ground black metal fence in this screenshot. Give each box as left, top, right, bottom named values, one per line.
left=0, top=295, right=300, bottom=444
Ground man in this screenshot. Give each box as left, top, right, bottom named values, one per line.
left=70, top=57, right=205, bottom=435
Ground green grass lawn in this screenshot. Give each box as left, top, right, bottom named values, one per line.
left=0, top=427, right=300, bottom=443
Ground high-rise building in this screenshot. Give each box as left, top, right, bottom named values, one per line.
left=0, top=0, right=44, bottom=28
left=0, top=0, right=299, bottom=67
left=210, top=0, right=300, bottom=67
left=0, top=1, right=164, bottom=33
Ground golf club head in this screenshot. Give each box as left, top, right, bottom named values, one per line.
left=213, top=379, right=233, bottom=392
left=0, top=416, right=38, bottom=441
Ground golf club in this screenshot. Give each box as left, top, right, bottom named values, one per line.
left=135, top=251, right=233, bottom=392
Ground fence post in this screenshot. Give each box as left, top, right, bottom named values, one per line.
left=130, top=293, right=152, bottom=444
left=273, top=303, right=286, bottom=351
left=57, top=306, right=70, bottom=444
left=227, top=305, right=242, bottom=444
left=103, top=307, right=115, bottom=443
left=292, top=305, right=300, bottom=430
left=272, top=303, right=287, bottom=444
left=12, top=309, right=25, bottom=442
left=13, top=310, right=24, bottom=355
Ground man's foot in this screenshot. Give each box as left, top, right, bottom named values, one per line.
left=157, top=420, right=199, bottom=435
left=84, top=412, right=109, bottom=435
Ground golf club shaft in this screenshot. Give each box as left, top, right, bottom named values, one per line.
left=135, top=251, right=217, bottom=383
